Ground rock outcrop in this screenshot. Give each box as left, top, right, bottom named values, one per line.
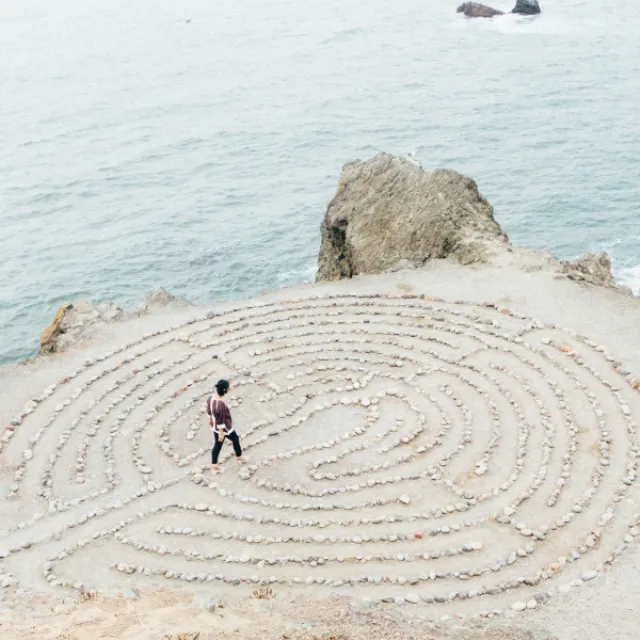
left=39, top=289, right=192, bottom=356
left=457, top=0, right=540, bottom=17
left=40, top=302, right=123, bottom=354
left=562, top=252, right=617, bottom=288
left=457, top=2, right=504, bottom=17
left=315, top=152, right=630, bottom=296
left=138, top=288, right=192, bottom=315
left=512, top=0, right=541, bottom=14
left=316, top=153, right=510, bottom=282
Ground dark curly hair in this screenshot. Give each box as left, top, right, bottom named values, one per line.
left=215, top=379, right=230, bottom=396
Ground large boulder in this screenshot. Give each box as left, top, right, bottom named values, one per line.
left=457, top=2, right=504, bottom=17
left=512, top=0, right=541, bottom=14
left=316, top=153, right=510, bottom=282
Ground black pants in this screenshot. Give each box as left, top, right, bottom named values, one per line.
left=212, top=431, right=242, bottom=464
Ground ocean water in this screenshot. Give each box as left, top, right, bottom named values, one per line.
left=1, top=0, right=639, bottom=365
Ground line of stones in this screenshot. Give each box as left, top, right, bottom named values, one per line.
left=108, top=527, right=569, bottom=587
left=3, top=482, right=182, bottom=553
left=187, top=301, right=533, bottom=354
left=37, top=500, right=640, bottom=618
left=16, top=471, right=640, bottom=618
left=3, top=296, right=620, bottom=500
left=248, top=358, right=499, bottom=488
left=5, top=296, right=640, bottom=604
left=190, top=307, right=561, bottom=500
left=249, top=366, right=494, bottom=488
left=254, top=363, right=469, bottom=481
left=5, top=292, right=637, bottom=454
left=121, top=529, right=484, bottom=565
left=226, top=349, right=528, bottom=504
left=199, top=336, right=632, bottom=552
left=38, top=352, right=199, bottom=506
left=175, top=320, right=640, bottom=596
left=57, top=352, right=196, bottom=491
left=229, top=340, right=638, bottom=543
left=7, top=343, right=170, bottom=498
left=70, top=358, right=166, bottom=486
left=11, top=296, right=636, bottom=540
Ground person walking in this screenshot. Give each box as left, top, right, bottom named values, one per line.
left=207, top=379, right=243, bottom=474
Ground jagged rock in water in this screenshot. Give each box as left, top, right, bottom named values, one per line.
left=457, top=2, right=504, bottom=17
left=457, top=0, right=541, bottom=17
left=316, top=153, right=510, bottom=282
left=40, top=302, right=123, bottom=354
left=512, top=0, right=541, bottom=14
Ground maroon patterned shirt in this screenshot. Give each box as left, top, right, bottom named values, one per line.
left=206, top=396, right=234, bottom=434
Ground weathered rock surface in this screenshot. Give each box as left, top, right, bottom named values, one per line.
left=562, top=252, right=618, bottom=288
left=512, top=0, right=541, bottom=14
left=457, top=0, right=541, bottom=17
left=316, top=153, right=510, bottom=282
left=457, top=2, right=504, bottom=17
left=39, top=289, right=191, bottom=356
left=40, top=302, right=123, bottom=354
left=316, top=152, right=630, bottom=297
left=37, top=154, right=631, bottom=359
left=138, top=288, right=192, bottom=315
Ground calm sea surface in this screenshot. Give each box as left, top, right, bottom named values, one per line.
left=1, top=0, right=639, bottom=364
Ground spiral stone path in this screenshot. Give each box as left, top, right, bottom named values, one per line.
left=1, top=293, right=640, bottom=620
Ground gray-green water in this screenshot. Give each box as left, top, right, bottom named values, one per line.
left=1, top=0, right=639, bottom=364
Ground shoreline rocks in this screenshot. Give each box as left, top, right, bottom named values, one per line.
left=316, top=152, right=629, bottom=297
left=33, top=153, right=633, bottom=359
left=512, top=0, right=541, bottom=14
left=138, top=288, right=193, bottom=315
left=316, top=153, right=510, bottom=282
left=40, top=302, right=123, bottom=355
left=562, top=252, right=618, bottom=289
left=457, top=2, right=504, bottom=18
left=38, top=289, right=191, bottom=356
left=457, top=0, right=540, bottom=18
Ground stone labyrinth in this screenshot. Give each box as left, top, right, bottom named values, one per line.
left=2, top=294, right=640, bottom=618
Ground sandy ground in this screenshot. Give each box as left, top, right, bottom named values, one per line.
left=1, top=259, right=640, bottom=640
left=0, top=588, right=555, bottom=640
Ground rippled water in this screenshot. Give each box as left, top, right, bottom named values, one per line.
left=1, top=0, right=639, bottom=365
